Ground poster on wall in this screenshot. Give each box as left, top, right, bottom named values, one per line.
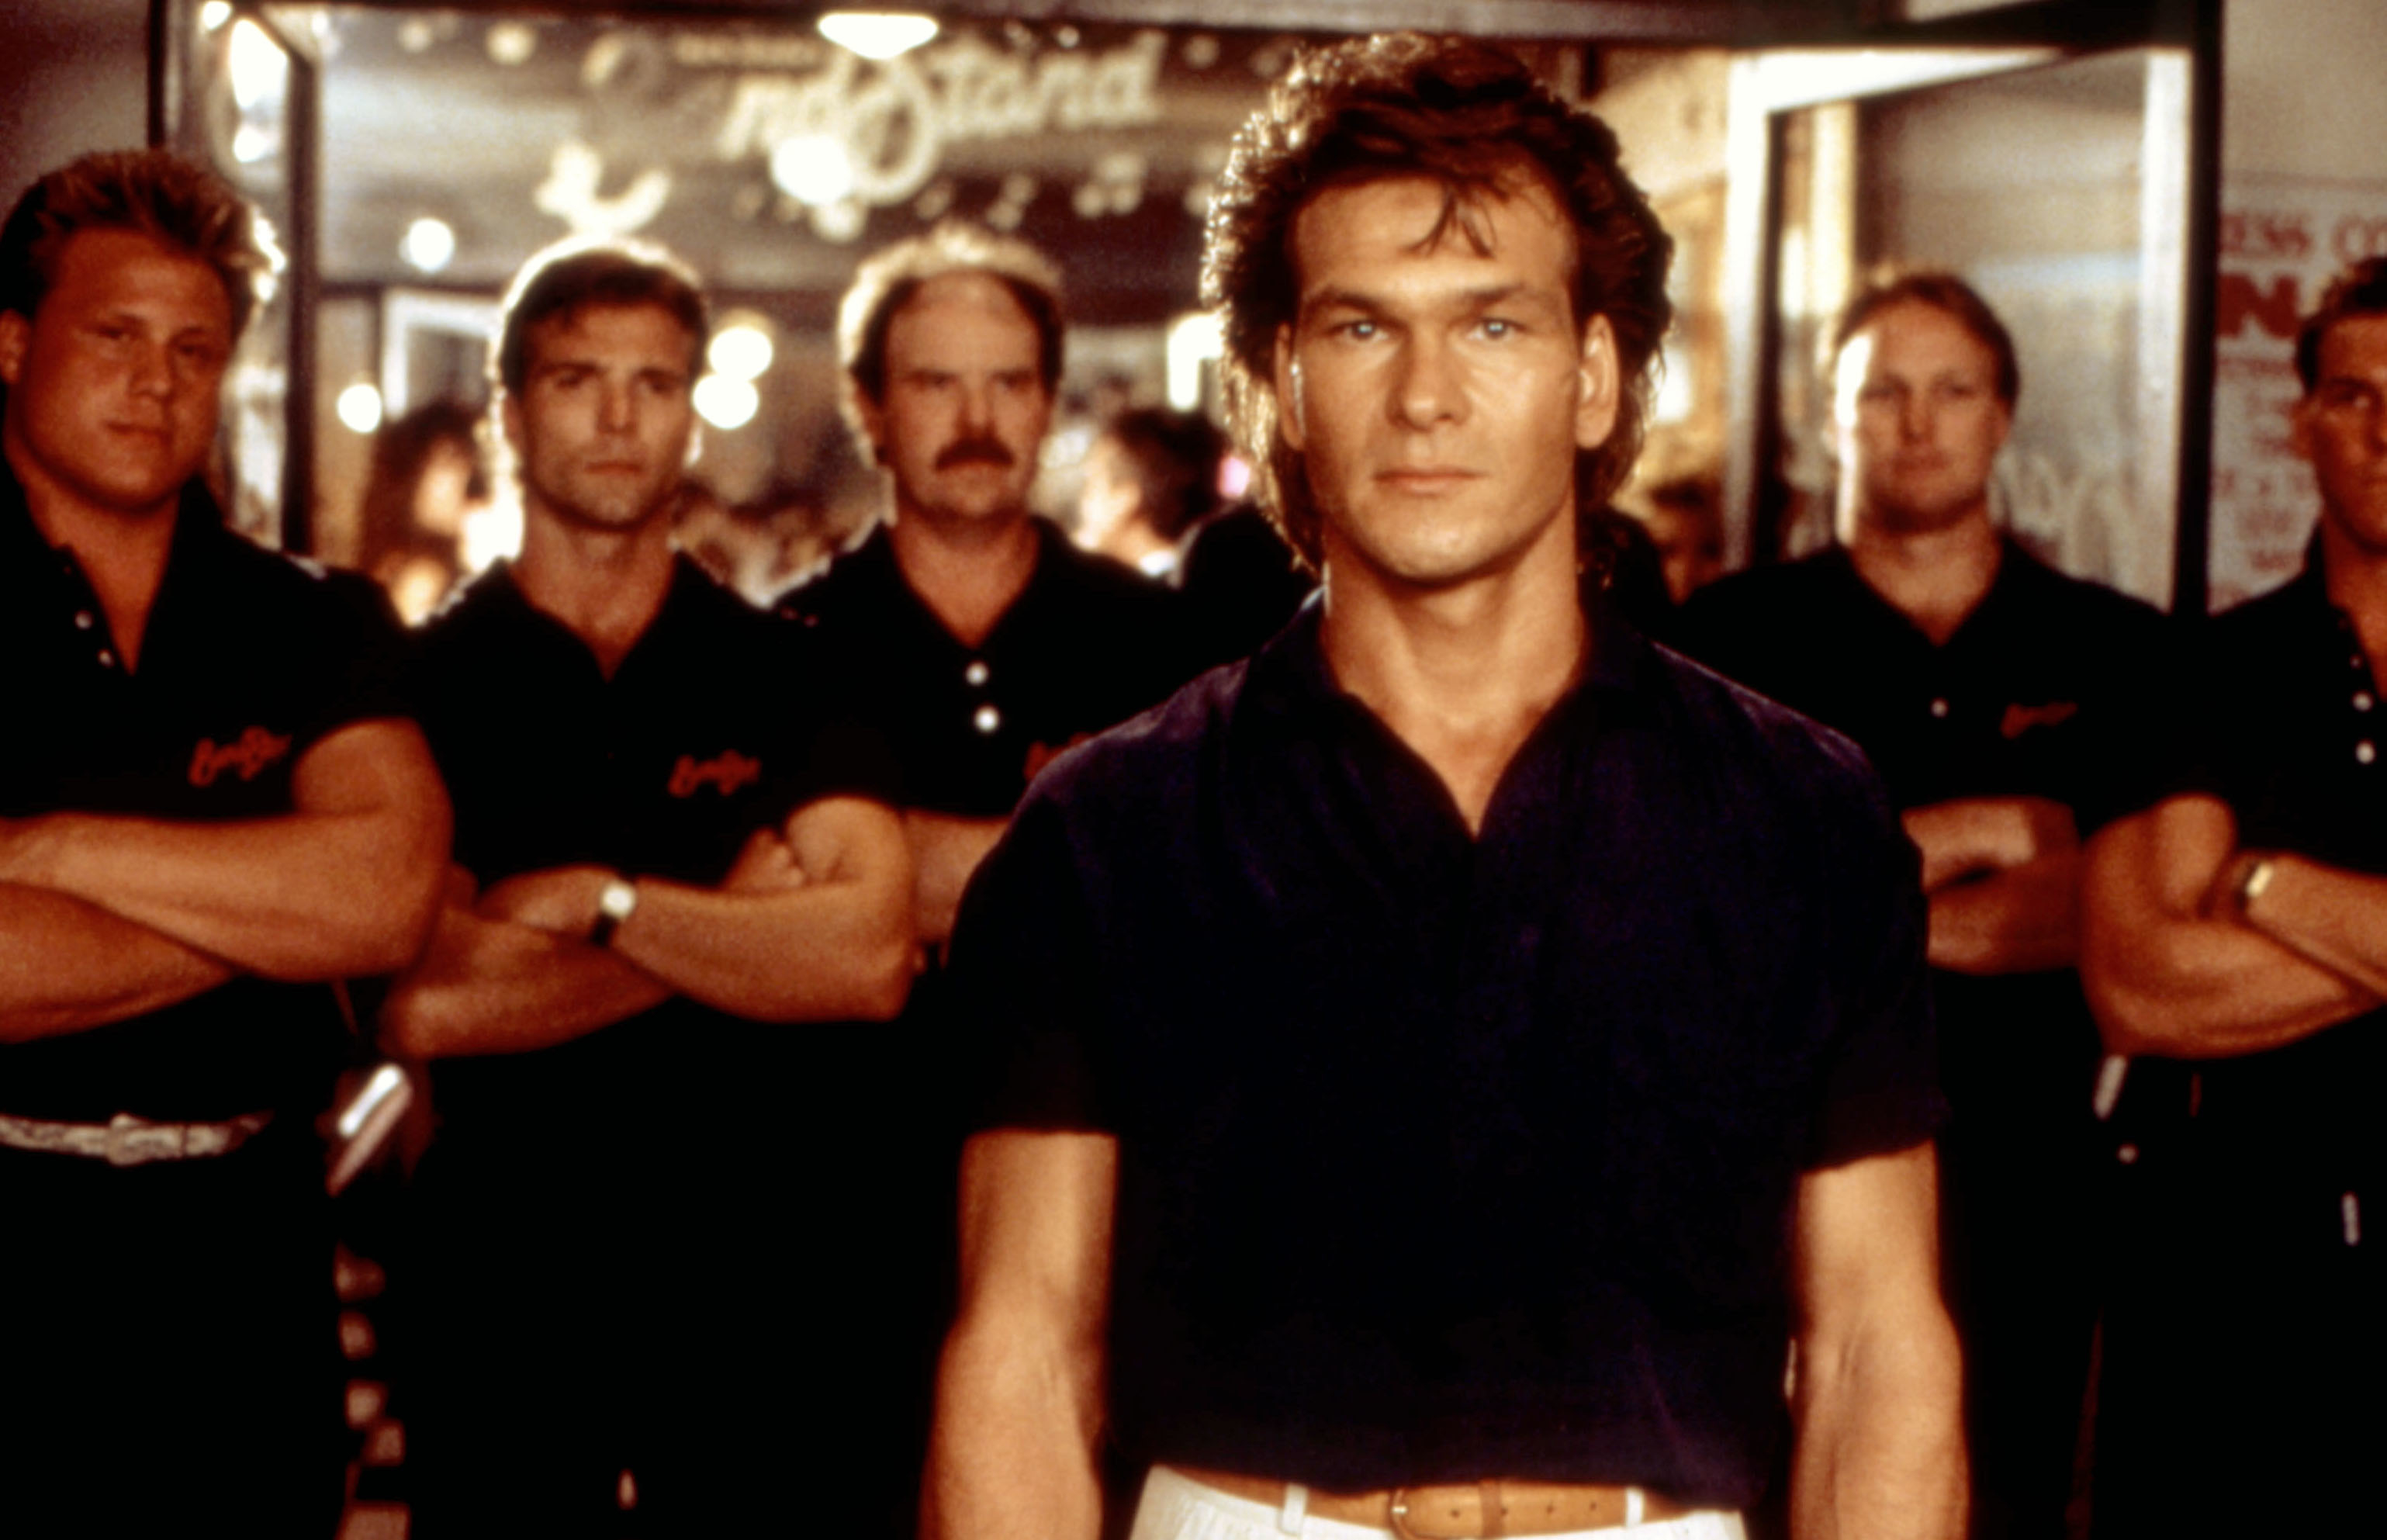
left=2211, top=173, right=2387, bottom=613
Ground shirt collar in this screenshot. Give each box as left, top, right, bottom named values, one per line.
left=1248, top=582, right=1659, bottom=735
left=0, top=457, right=227, bottom=598
left=457, top=549, right=718, bottom=660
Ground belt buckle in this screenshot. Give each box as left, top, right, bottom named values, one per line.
left=1388, top=1486, right=1482, bottom=1540
left=105, top=1112, right=174, bottom=1167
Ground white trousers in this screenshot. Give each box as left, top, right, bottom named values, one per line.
left=1130, top=1466, right=1749, bottom=1540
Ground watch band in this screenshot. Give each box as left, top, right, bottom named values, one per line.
left=590, top=877, right=638, bottom=948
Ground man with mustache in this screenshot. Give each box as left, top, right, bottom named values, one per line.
left=783, top=221, right=1191, bottom=950
left=930, top=36, right=1961, bottom=1540
left=2081, top=257, right=2387, bottom=1532
left=773, top=220, right=1191, bottom=1528
left=1674, top=275, right=2171, bottom=1537
left=382, top=237, right=915, bottom=1533
left=0, top=149, right=450, bottom=1530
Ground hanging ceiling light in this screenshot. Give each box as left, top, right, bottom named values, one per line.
left=817, top=12, right=939, bottom=62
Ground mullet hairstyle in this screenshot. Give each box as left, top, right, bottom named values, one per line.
left=0, top=147, right=281, bottom=339
left=835, top=220, right=1067, bottom=462
left=490, top=236, right=710, bottom=405
left=1827, top=270, right=2021, bottom=409
left=1202, top=32, right=1674, bottom=573
left=2296, top=257, right=2387, bottom=393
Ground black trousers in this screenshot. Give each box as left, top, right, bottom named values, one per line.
left=0, top=1131, right=345, bottom=1536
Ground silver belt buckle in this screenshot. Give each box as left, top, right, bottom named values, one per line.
left=105, top=1112, right=177, bottom=1167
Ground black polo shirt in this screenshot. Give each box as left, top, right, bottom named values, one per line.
left=2129, top=555, right=2387, bottom=1196
left=1674, top=541, right=2173, bottom=1120
left=1674, top=540, right=2170, bottom=828
left=407, top=555, right=896, bottom=1179
left=0, top=471, right=408, bottom=1124
left=950, top=604, right=1942, bottom=1506
left=1175, top=504, right=1314, bottom=670
left=777, top=519, right=1195, bottom=818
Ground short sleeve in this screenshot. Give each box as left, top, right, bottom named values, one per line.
left=298, top=566, right=419, bottom=750
left=944, top=787, right=1115, bottom=1133
left=1808, top=774, right=1946, bottom=1167
left=792, top=715, right=903, bottom=810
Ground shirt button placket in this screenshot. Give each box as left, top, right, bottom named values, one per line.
left=2354, top=652, right=2376, bottom=765
left=967, top=658, right=999, bottom=735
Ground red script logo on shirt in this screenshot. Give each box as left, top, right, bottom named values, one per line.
left=1999, top=701, right=2080, bottom=739
left=669, top=750, right=763, bottom=798
left=189, top=726, right=293, bottom=787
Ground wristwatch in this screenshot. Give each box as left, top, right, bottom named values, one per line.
left=2232, top=854, right=2276, bottom=918
left=590, top=876, right=639, bottom=948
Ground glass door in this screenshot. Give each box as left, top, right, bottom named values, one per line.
left=1721, top=23, right=2210, bottom=610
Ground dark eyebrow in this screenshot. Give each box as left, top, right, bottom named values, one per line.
left=1304, top=282, right=1551, bottom=317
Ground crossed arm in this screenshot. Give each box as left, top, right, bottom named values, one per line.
left=2080, top=793, right=2382, bottom=1056
left=1901, top=795, right=2081, bottom=975
left=925, top=1129, right=1116, bottom=1540
left=0, top=718, right=452, bottom=1043
left=905, top=809, right=1008, bottom=950
left=1788, top=1141, right=1967, bottom=1540
left=381, top=794, right=916, bottom=1059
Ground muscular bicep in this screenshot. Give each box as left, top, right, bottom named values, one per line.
left=784, top=794, right=912, bottom=904
left=1793, top=1143, right=1943, bottom=1343
left=953, top=1129, right=1117, bottom=1329
left=2080, top=797, right=2372, bottom=1057
left=0, top=717, right=451, bottom=983
left=290, top=717, right=452, bottom=892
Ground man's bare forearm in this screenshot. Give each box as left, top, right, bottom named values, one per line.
left=2232, top=850, right=2387, bottom=1000
left=1790, top=1144, right=1966, bottom=1540
left=473, top=799, right=917, bottom=1023
left=0, top=884, right=234, bottom=1043
left=381, top=894, right=672, bottom=1060
left=926, top=1306, right=1108, bottom=1540
left=1924, top=849, right=2080, bottom=974
left=621, top=798, right=915, bottom=1020
left=0, top=720, right=450, bottom=981
left=1790, top=1326, right=1967, bottom=1540
left=906, top=809, right=1008, bottom=947
left=1904, top=796, right=2075, bottom=894
left=2081, top=800, right=2377, bottom=1057
left=926, top=1131, right=1116, bottom=1540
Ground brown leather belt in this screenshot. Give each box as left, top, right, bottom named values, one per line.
left=1177, top=1468, right=1692, bottom=1538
